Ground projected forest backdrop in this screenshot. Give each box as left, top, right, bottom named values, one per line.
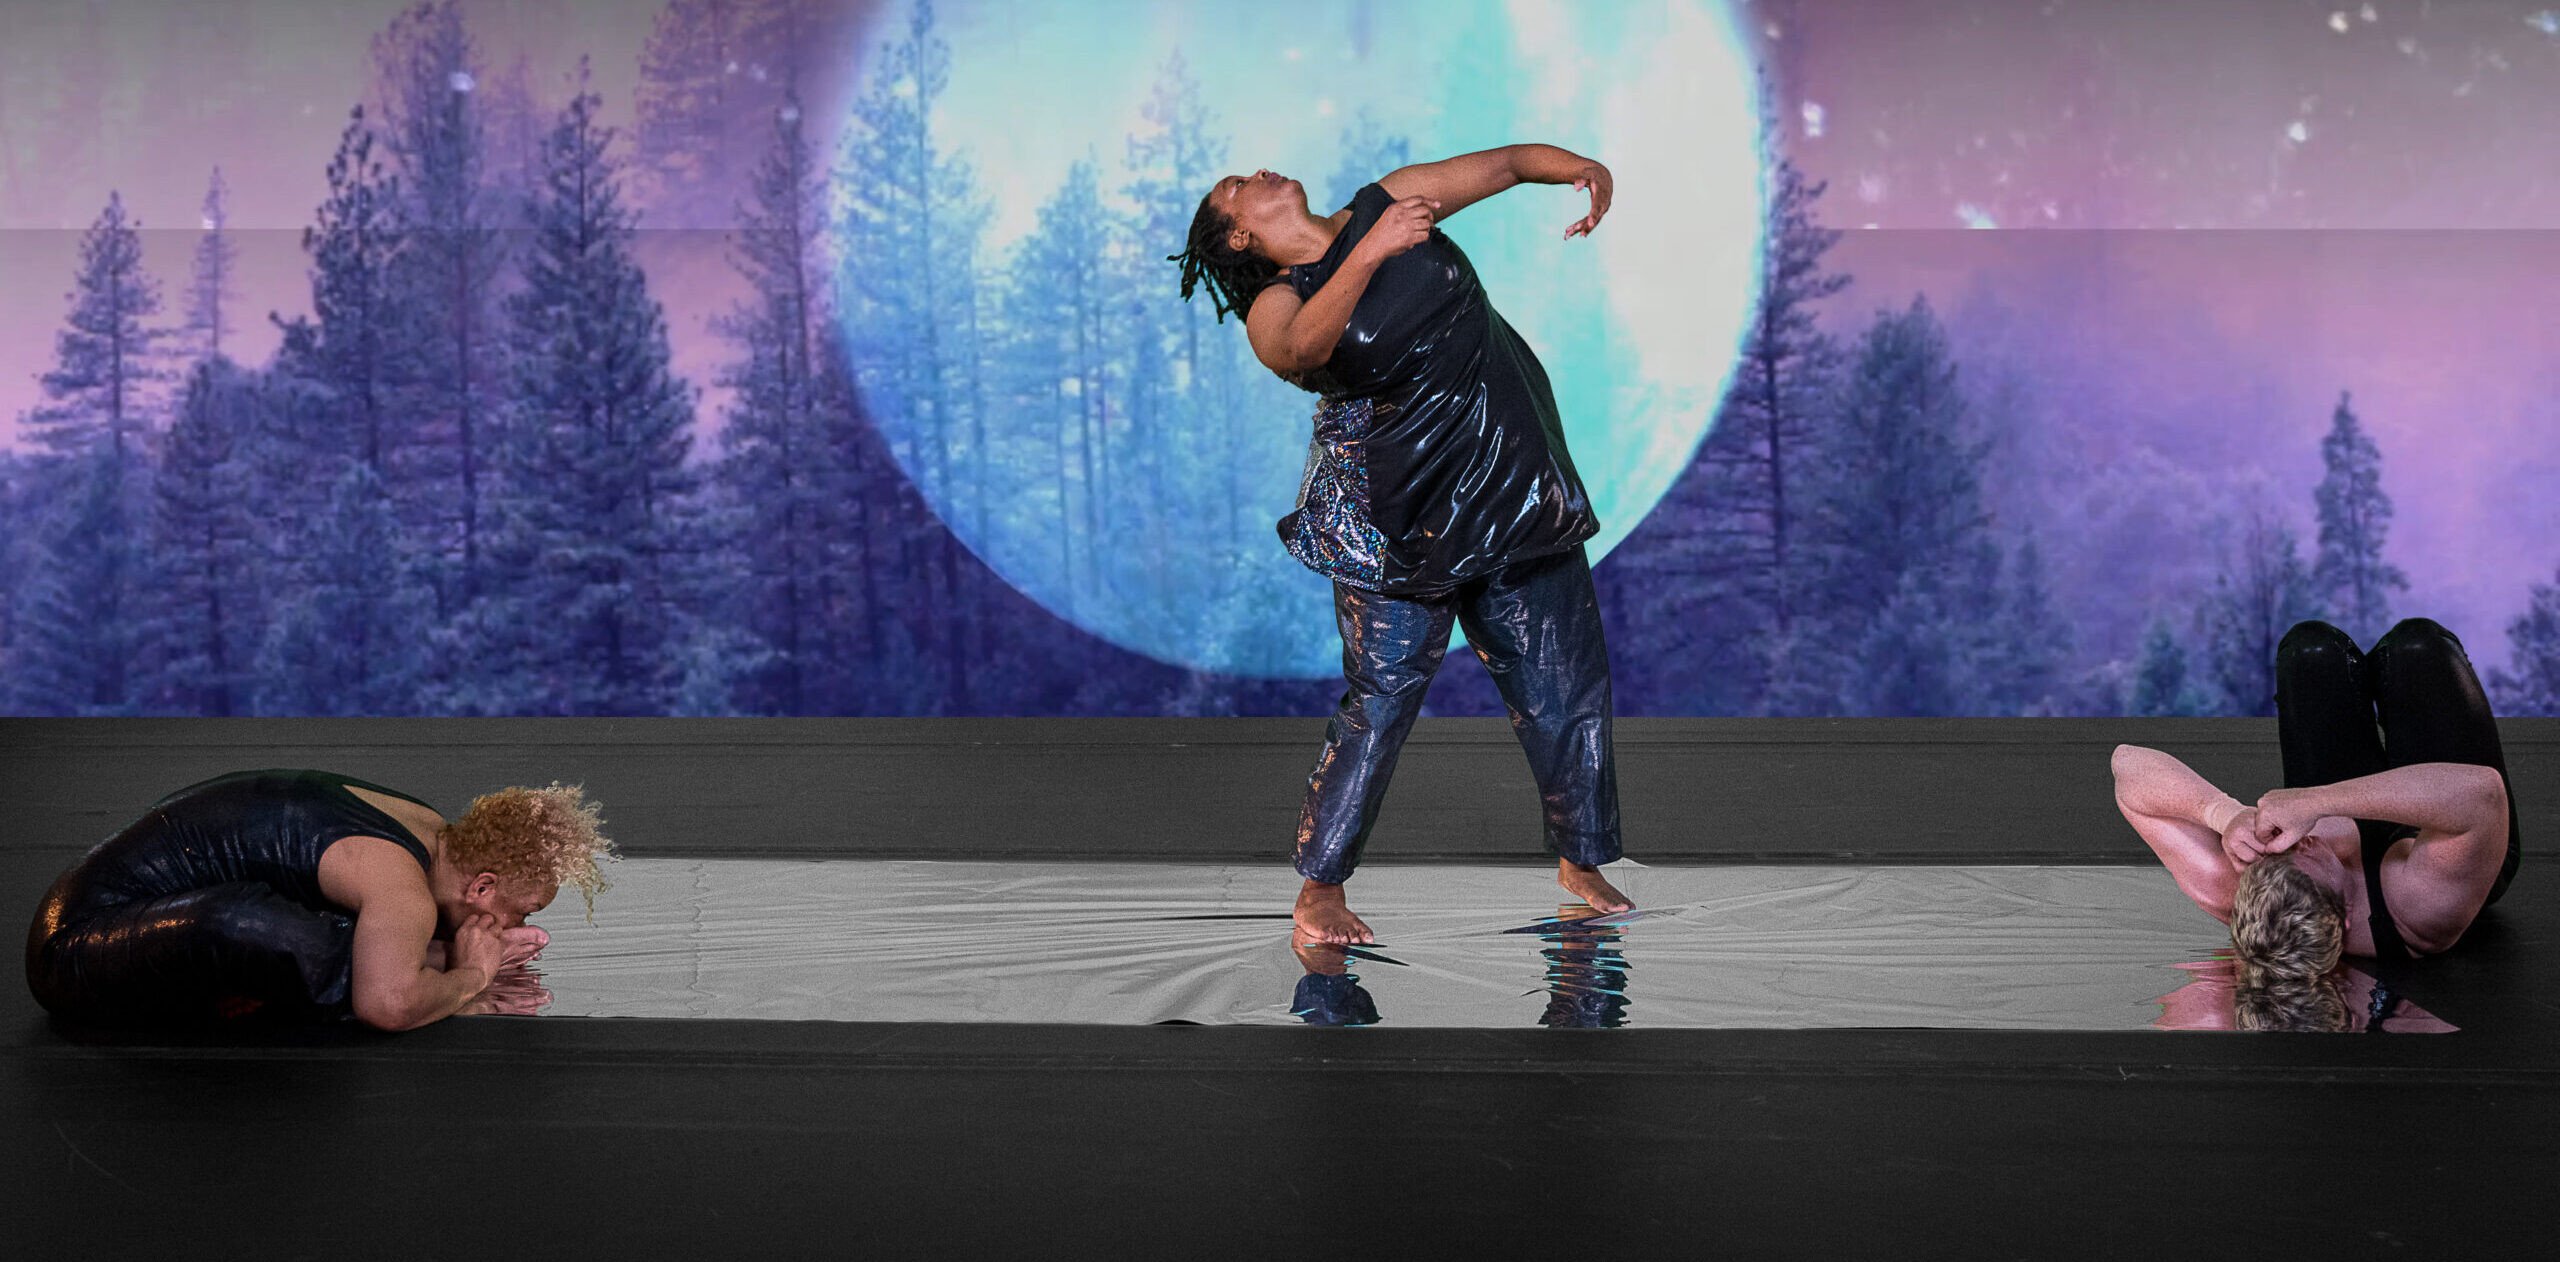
left=3, top=0, right=2558, bottom=717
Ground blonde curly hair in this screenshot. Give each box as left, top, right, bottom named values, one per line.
left=2229, top=852, right=2346, bottom=986
left=442, top=782, right=618, bottom=916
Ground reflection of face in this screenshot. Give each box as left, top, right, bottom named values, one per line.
left=1210, top=169, right=1306, bottom=255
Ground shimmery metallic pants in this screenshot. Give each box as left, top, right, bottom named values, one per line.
left=1295, top=545, right=1622, bottom=884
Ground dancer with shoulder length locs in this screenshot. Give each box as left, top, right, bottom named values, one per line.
left=1169, top=144, right=1630, bottom=944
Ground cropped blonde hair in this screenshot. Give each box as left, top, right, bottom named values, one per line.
left=443, top=782, right=617, bottom=915
left=2229, top=853, right=2346, bottom=985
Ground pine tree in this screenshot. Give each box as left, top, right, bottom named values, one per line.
left=833, top=0, right=993, bottom=710
left=631, top=0, right=799, bottom=225
left=373, top=0, right=510, bottom=609
left=285, top=107, right=410, bottom=477
left=255, top=462, right=431, bottom=716
left=10, top=449, right=144, bottom=715
left=709, top=93, right=878, bottom=715
left=2488, top=564, right=2560, bottom=716
left=185, top=167, right=238, bottom=362
left=1609, top=155, right=1849, bottom=714
left=139, top=360, right=262, bottom=715
left=0, top=451, right=28, bottom=686
left=27, top=192, right=166, bottom=461
left=1800, top=296, right=1992, bottom=715
left=11, top=191, right=163, bottom=715
left=478, top=76, right=699, bottom=716
left=1993, top=531, right=2075, bottom=715
left=2200, top=509, right=2324, bottom=716
left=2310, top=390, right=2407, bottom=644
left=2130, top=617, right=2205, bottom=718
left=996, top=158, right=1125, bottom=613
left=1123, top=51, right=1257, bottom=546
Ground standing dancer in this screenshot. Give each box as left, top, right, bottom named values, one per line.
left=1170, top=145, right=1629, bottom=943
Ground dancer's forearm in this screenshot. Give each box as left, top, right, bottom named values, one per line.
left=1284, top=251, right=1385, bottom=372
left=1506, top=143, right=1602, bottom=185
left=2263, top=763, right=2505, bottom=837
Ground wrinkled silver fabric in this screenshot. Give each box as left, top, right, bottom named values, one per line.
left=524, top=859, right=2451, bottom=1031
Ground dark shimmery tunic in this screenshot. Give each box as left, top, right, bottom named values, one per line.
left=1271, top=182, right=1598, bottom=596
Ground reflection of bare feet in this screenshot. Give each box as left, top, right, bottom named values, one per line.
left=1294, top=880, right=1374, bottom=944
left=1292, top=926, right=1352, bottom=975
left=1557, top=860, right=1632, bottom=913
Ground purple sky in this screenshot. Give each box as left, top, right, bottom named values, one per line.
left=2, top=0, right=2554, bottom=670
left=1760, top=0, right=2560, bottom=668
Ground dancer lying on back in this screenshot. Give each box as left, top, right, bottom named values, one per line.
left=2112, top=619, right=2517, bottom=991
left=27, top=769, right=612, bottom=1030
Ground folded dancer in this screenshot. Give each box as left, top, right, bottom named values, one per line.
left=26, top=769, right=614, bottom=1030
left=2112, top=619, right=2518, bottom=994
left=1169, top=144, right=1633, bottom=944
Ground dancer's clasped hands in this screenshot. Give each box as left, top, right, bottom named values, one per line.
left=2221, top=788, right=2329, bottom=867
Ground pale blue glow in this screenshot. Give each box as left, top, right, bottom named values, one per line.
left=846, top=0, right=1766, bottom=677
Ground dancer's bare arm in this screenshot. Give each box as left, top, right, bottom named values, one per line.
left=1380, top=144, right=1612, bottom=237
left=2111, top=745, right=2251, bottom=920
left=2256, top=764, right=2508, bottom=952
left=1243, top=195, right=1439, bottom=379
left=320, top=835, right=501, bottom=1031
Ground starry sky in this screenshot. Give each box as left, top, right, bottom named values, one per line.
left=1, top=0, right=2554, bottom=668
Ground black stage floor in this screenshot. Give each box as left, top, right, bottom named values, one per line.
left=5, top=718, right=2554, bottom=1257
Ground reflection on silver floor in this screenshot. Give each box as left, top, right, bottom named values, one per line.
left=526, top=861, right=2450, bottom=1031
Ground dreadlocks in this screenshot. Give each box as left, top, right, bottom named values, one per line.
left=1169, top=189, right=1283, bottom=323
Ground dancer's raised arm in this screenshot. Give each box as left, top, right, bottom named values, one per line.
left=1379, top=144, right=1612, bottom=237
left=2111, top=744, right=2256, bottom=920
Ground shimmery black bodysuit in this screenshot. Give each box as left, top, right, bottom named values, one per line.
left=26, top=770, right=438, bottom=1022
left=1272, top=182, right=1598, bottom=595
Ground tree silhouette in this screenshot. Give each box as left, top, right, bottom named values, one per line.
left=2310, top=391, right=2407, bottom=644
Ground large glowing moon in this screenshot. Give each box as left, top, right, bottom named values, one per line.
left=842, top=0, right=1765, bottom=678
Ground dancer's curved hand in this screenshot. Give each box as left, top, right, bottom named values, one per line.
left=1565, top=163, right=1613, bottom=239
left=2251, top=788, right=2325, bottom=856
left=2217, top=806, right=2266, bottom=868
left=1356, top=195, right=1440, bottom=264
left=448, top=913, right=507, bottom=987
left=500, top=923, right=549, bottom=969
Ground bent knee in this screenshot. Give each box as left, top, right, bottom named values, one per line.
left=2278, top=619, right=2357, bottom=663
left=2370, top=617, right=2467, bottom=667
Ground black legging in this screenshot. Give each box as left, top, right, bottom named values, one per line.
left=27, top=872, right=358, bottom=1024
left=2274, top=618, right=2519, bottom=909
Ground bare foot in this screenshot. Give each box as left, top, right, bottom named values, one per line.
left=1294, top=879, right=1375, bottom=944
left=1557, top=860, right=1632, bottom=913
